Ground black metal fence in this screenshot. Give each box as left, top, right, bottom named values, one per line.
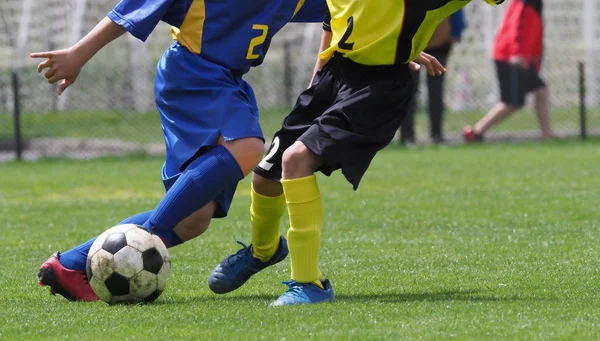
left=1, top=0, right=599, bottom=161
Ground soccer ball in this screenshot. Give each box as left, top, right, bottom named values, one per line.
left=86, top=224, right=170, bottom=304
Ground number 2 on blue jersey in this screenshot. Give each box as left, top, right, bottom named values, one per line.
left=246, top=25, right=269, bottom=60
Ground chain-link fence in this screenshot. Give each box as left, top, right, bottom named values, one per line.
left=1, top=0, right=599, bottom=161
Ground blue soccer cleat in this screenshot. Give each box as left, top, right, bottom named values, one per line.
left=208, top=236, right=288, bottom=294
left=270, top=279, right=335, bottom=306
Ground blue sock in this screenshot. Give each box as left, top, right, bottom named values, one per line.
left=119, top=210, right=153, bottom=225
left=59, top=211, right=154, bottom=271
left=60, top=146, right=243, bottom=271
left=59, top=237, right=96, bottom=271
left=143, top=145, right=244, bottom=245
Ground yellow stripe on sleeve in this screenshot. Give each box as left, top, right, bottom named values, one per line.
left=292, top=0, right=306, bottom=18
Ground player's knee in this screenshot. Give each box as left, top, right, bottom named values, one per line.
left=536, top=87, right=549, bottom=99
left=281, top=142, right=317, bottom=179
left=281, top=143, right=306, bottom=169
left=173, top=202, right=216, bottom=242
left=507, top=105, right=521, bottom=112
left=174, top=217, right=210, bottom=242
left=252, top=173, right=283, bottom=197
left=223, top=137, right=264, bottom=176
left=245, top=138, right=265, bottom=170
left=501, top=102, right=521, bottom=112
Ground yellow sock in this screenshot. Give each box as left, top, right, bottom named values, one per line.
left=251, top=186, right=286, bottom=262
left=282, top=175, right=324, bottom=288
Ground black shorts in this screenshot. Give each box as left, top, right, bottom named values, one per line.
left=254, top=54, right=413, bottom=190
left=496, top=61, right=546, bottom=107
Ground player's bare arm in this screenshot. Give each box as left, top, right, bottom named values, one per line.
left=30, top=17, right=126, bottom=95
left=308, top=30, right=333, bottom=87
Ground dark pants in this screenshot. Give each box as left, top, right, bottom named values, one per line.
left=255, top=53, right=413, bottom=190
left=400, top=43, right=451, bottom=143
left=495, top=60, right=546, bottom=108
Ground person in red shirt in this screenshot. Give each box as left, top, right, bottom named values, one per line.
left=463, top=0, right=554, bottom=142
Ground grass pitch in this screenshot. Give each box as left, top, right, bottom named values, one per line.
left=1, top=107, right=598, bottom=144
left=1, top=138, right=599, bottom=340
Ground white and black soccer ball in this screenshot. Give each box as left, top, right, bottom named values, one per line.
left=86, top=224, right=170, bottom=304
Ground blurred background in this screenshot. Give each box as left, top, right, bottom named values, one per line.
left=0, top=0, right=598, bottom=161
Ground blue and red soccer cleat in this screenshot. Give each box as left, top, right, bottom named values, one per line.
left=270, top=279, right=335, bottom=306
left=208, top=236, right=289, bottom=294
left=38, top=252, right=99, bottom=301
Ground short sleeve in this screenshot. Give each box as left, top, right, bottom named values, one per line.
left=290, top=0, right=328, bottom=23
left=107, top=0, right=176, bottom=41
left=322, top=7, right=331, bottom=31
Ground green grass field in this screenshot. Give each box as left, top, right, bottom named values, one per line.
left=1, top=138, right=600, bottom=340
left=1, top=107, right=598, bottom=144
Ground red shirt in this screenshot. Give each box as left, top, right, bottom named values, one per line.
left=492, top=0, right=544, bottom=71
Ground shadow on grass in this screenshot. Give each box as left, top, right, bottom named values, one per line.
left=151, top=294, right=279, bottom=305
left=335, top=289, right=535, bottom=303
left=149, top=289, right=538, bottom=306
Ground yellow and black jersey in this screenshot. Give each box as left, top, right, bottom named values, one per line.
left=321, top=0, right=504, bottom=65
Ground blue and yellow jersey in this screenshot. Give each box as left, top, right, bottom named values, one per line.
left=321, top=0, right=503, bottom=66
left=107, top=0, right=326, bottom=73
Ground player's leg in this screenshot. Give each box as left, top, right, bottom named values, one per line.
left=38, top=204, right=217, bottom=301
left=173, top=201, right=217, bottom=241
left=248, top=93, right=332, bottom=265
left=278, top=141, right=327, bottom=291
left=249, top=173, right=286, bottom=262
left=271, top=56, right=413, bottom=306
left=45, top=195, right=215, bottom=272
left=40, top=140, right=251, bottom=301
left=140, top=45, right=267, bottom=247
left=464, top=61, right=522, bottom=141
left=207, top=172, right=290, bottom=294
left=208, top=65, right=336, bottom=294
left=267, top=136, right=333, bottom=306
left=426, top=46, right=450, bottom=143
left=39, top=45, right=262, bottom=300
left=534, top=86, right=553, bottom=139
left=399, top=69, right=420, bottom=144
left=522, top=67, right=553, bottom=139
left=142, top=136, right=263, bottom=247
left=206, top=139, right=299, bottom=295
left=468, top=102, right=518, bottom=136
left=38, top=210, right=155, bottom=301
left=56, top=211, right=154, bottom=271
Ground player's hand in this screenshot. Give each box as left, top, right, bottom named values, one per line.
left=410, top=52, right=446, bottom=76
left=30, top=48, right=83, bottom=96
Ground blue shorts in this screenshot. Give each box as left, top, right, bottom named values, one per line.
left=155, top=43, right=264, bottom=218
